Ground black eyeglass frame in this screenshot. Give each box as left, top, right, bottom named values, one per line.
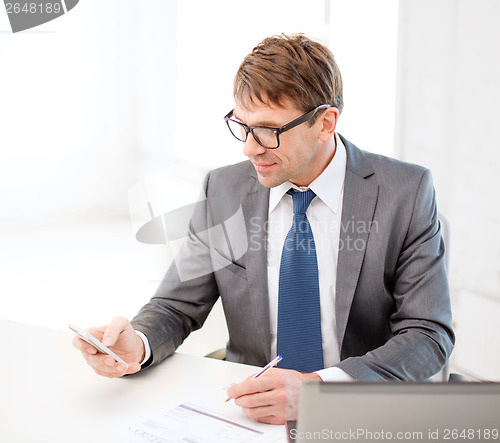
left=223, top=104, right=330, bottom=149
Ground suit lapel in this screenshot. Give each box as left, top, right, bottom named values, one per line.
left=241, top=173, right=272, bottom=362
left=336, top=135, right=379, bottom=350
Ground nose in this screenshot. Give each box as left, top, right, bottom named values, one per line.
left=242, top=133, right=267, bottom=158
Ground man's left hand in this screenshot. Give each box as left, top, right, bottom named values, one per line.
left=226, top=368, right=321, bottom=425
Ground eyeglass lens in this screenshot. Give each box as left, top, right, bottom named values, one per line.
left=226, top=119, right=279, bottom=148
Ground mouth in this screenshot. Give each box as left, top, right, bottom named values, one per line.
left=253, top=162, right=276, bottom=172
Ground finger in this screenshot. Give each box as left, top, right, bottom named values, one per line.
left=72, top=336, right=97, bottom=355
left=125, top=362, right=142, bottom=375
left=242, top=405, right=280, bottom=422
left=102, top=316, right=129, bottom=346
left=228, top=373, right=277, bottom=399
left=86, top=326, right=105, bottom=340
left=93, top=366, right=123, bottom=378
left=234, top=391, right=273, bottom=408
left=255, top=415, right=284, bottom=425
left=97, top=361, right=141, bottom=378
left=227, top=376, right=261, bottom=398
left=83, top=353, right=141, bottom=377
left=84, top=354, right=135, bottom=378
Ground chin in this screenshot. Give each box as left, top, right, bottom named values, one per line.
left=256, top=174, right=284, bottom=189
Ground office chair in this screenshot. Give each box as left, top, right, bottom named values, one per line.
left=205, top=348, right=226, bottom=360
left=431, top=211, right=469, bottom=382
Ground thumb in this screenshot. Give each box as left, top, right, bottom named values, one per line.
left=102, top=316, right=128, bottom=346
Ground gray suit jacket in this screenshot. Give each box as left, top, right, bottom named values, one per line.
left=131, top=135, right=455, bottom=381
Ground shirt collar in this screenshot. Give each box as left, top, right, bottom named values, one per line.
left=269, top=132, right=347, bottom=214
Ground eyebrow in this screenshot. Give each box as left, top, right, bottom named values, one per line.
left=232, top=111, right=281, bottom=128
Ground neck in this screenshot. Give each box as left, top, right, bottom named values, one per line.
left=291, top=136, right=337, bottom=187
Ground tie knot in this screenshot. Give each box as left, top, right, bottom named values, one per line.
left=287, top=189, right=316, bottom=214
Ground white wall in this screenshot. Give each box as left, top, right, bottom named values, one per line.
left=0, top=1, right=137, bottom=225
left=395, top=0, right=500, bottom=380
left=0, top=1, right=399, bottom=356
left=328, top=0, right=399, bottom=157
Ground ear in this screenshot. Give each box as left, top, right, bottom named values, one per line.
left=318, top=107, right=339, bottom=142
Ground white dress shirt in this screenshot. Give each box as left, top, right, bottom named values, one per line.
left=267, top=133, right=352, bottom=381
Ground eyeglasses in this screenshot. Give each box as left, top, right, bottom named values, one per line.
left=224, top=104, right=330, bottom=149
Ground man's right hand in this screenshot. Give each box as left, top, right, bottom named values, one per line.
left=72, top=316, right=145, bottom=378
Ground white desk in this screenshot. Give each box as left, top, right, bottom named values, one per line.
left=0, top=320, right=286, bottom=443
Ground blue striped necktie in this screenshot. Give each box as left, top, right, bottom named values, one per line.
left=277, top=189, right=324, bottom=373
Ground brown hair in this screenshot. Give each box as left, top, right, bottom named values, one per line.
left=233, top=33, right=344, bottom=122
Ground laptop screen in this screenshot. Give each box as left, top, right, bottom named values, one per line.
left=294, top=382, right=500, bottom=443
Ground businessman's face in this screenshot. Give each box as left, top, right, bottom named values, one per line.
left=234, top=98, right=335, bottom=188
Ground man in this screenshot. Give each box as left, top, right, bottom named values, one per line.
left=74, top=34, right=454, bottom=425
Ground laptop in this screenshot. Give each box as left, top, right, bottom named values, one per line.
left=292, top=382, right=500, bottom=443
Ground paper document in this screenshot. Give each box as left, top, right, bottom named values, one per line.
left=129, top=384, right=286, bottom=442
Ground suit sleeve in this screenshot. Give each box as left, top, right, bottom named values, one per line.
left=130, top=172, right=220, bottom=368
left=336, top=169, right=455, bottom=380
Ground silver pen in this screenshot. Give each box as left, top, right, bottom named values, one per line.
left=251, top=355, right=283, bottom=379
left=225, top=355, right=283, bottom=402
